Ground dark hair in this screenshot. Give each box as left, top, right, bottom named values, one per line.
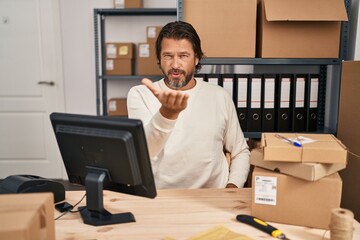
left=156, top=21, right=204, bottom=73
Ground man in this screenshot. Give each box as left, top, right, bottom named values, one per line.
left=127, top=21, right=250, bottom=189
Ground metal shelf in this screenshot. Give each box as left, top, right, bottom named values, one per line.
left=200, top=58, right=341, bottom=65
left=101, top=75, right=163, bottom=81
left=94, top=8, right=177, bottom=16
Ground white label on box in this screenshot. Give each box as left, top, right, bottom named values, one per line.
left=139, top=44, right=150, bottom=58
left=114, top=0, right=125, bottom=8
left=108, top=100, right=117, bottom=111
left=147, top=27, right=157, bottom=38
left=254, top=175, right=277, bottom=206
left=106, top=60, right=114, bottom=70
left=107, top=44, right=117, bottom=58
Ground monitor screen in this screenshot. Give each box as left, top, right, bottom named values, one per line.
left=50, top=112, right=156, bottom=226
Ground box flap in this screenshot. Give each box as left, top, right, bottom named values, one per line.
left=264, top=0, right=348, bottom=21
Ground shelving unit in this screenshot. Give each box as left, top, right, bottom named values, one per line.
left=94, top=0, right=350, bottom=139
left=93, top=8, right=177, bottom=116
left=176, top=0, right=350, bottom=139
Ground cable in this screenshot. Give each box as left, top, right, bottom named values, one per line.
left=54, top=193, right=86, bottom=221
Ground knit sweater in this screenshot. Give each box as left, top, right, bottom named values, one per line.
left=127, top=78, right=250, bottom=189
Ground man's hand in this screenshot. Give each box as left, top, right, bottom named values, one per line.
left=142, top=78, right=189, bottom=120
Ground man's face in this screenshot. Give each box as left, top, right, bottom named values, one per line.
left=159, top=38, right=199, bottom=90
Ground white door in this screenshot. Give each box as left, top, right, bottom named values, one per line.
left=0, top=0, right=65, bottom=179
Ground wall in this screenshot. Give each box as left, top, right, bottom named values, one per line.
left=59, top=0, right=176, bottom=115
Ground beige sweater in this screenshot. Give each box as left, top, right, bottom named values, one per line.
left=127, top=79, right=250, bottom=188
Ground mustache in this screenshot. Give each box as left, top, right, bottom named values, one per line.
left=168, top=69, right=185, bottom=75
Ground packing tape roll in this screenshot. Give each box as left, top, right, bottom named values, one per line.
left=329, top=208, right=354, bottom=240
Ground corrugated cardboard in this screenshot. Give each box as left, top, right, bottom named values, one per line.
left=108, top=98, right=128, bottom=116
left=0, top=193, right=54, bottom=240
left=137, top=42, right=162, bottom=75
left=250, top=148, right=346, bottom=181
left=338, top=61, right=360, bottom=221
left=261, top=133, right=348, bottom=164
left=0, top=211, right=41, bottom=240
left=146, top=26, right=162, bottom=43
left=106, top=42, right=134, bottom=59
left=114, top=0, right=143, bottom=8
left=251, top=167, right=342, bottom=229
left=106, top=59, right=133, bottom=75
left=183, top=0, right=256, bottom=57
left=257, top=0, right=348, bottom=58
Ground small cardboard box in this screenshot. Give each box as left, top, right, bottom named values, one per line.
left=106, top=42, right=134, bottom=59
left=261, top=133, right=348, bottom=164
left=137, top=42, right=162, bottom=76
left=146, top=26, right=162, bottom=43
left=108, top=98, right=128, bottom=116
left=257, top=0, right=348, bottom=58
left=183, top=0, right=256, bottom=57
left=250, top=148, right=346, bottom=181
left=0, top=211, right=41, bottom=240
left=0, top=193, right=55, bottom=240
left=251, top=167, right=342, bottom=229
left=114, top=0, right=143, bottom=9
left=106, top=59, right=133, bottom=75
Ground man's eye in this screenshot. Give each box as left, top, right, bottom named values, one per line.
left=163, top=55, right=172, bottom=60
left=180, top=55, right=189, bottom=59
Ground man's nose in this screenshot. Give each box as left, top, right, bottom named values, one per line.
left=171, top=56, right=180, bottom=69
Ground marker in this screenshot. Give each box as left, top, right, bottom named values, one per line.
left=274, top=134, right=302, bottom=147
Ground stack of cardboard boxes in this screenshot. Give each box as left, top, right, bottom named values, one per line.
left=137, top=26, right=163, bottom=76
left=250, top=133, right=348, bottom=229
left=105, top=42, right=135, bottom=76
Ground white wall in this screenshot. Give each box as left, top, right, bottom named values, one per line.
left=59, top=0, right=176, bottom=115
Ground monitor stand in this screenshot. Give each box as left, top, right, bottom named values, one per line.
left=78, top=168, right=135, bottom=226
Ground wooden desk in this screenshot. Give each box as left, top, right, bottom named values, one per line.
left=56, top=188, right=360, bottom=240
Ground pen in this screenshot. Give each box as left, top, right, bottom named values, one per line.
left=274, top=134, right=302, bottom=147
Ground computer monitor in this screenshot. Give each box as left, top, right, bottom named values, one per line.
left=50, top=112, right=157, bottom=226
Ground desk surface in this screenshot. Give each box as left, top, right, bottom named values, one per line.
left=56, top=188, right=360, bottom=240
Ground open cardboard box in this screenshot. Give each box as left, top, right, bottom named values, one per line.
left=250, top=148, right=346, bottom=181
left=261, top=133, right=348, bottom=164
left=257, top=0, right=348, bottom=58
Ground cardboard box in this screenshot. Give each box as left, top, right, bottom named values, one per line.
left=106, top=42, right=134, bottom=59
left=0, top=193, right=55, bottom=240
left=0, top=211, right=41, bottom=240
left=251, top=167, right=342, bottom=229
left=146, top=26, right=162, bottom=43
left=108, top=98, right=128, bottom=116
left=137, top=42, right=162, bottom=75
left=261, top=133, right=348, bottom=164
left=106, top=59, right=133, bottom=75
left=114, top=0, right=143, bottom=8
left=257, top=0, right=348, bottom=58
left=250, top=148, right=346, bottom=181
left=337, top=61, right=360, bottom=221
left=183, top=0, right=256, bottom=57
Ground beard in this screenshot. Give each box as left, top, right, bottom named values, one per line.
left=161, top=67, right=195, bottom=89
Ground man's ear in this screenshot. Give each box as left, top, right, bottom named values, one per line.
left=195, top=57, right=199, bottom=66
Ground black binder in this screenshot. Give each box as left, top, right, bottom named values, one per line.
left=247, top=74, right=262, bottom=132
left=306, top=74, right=319, bottom=132
left=292, top=74, right=307, bottom=132
left=221, top=74, right=235, bottom=103
left=205, top=74, right=221, bottom=86
left=262, top=74, right=277, bottom=132
left=235, top=74, right=249, bottom=132
left=276, top=74, right=293, bottom=132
